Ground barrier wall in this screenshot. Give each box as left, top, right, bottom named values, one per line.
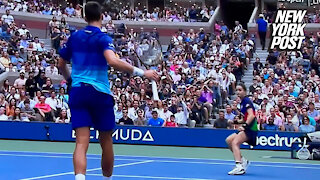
left=0, top=121, right=304, bottom=151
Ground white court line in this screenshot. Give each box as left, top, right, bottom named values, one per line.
left=2, top=152, right=319, bottom=170
left=2, top=149, right=320, bottom=166
left=87, top=174, right=218, bottom=180
left=20, top=160, right=154, bottom=180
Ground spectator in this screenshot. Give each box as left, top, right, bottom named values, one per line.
left=1, top=10, right=14, bottom=25
left=0, top=106, right=8, bottom=121
left=21, top=99, right=39, bottom=121
left=128, top=100, right=139, bottom=120
left=299, top=116, right=315, bottom=133
left=283, top=114, right=298, bottom=132
left=34, top=96, right=54, bottom=122
left=114, top=102, right=123, bottom=124
left=134, top=109, right=146, bottom=126
left=65, top=3, right=75, bottom=17
left=45, top=61, right=59, bottom=76
left=6, top=98, right=16, bottom=116
left=17, top=24, right=29, bottom=36
left=9, top=107, right=27, bottom=121
left=0, top=51, right=10, bottom=68
left=256, top=14, right=268, bottom=50
left=45, top=91, right=61, bottom=116
left=42, top=78, right=55, bottom=96
left=225, top=104, right=236, bottom=122
left=174, top=100, right=189, bottom=127
left=163, top=115, right=178, bottom=127
left=148, top=109, right=164, bottom=127
left=55, top=109, right=70, bottom=123
left=214, top=111, right=229, bottom=129
left=14, top=72, right=26, bottom=89
left=263, top=116, right=279, bottom=131
left=118, top=109, right=134, bottom=125
left=24, top=72, right=37, bottom=98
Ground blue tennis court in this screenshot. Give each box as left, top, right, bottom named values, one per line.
left=0, top=150, right=319, bottom=180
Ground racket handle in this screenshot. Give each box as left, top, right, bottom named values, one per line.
left=151, top=80, right=159, bottom=101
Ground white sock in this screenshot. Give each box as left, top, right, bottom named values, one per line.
left=75, top=174, right=85, bottom=180
left=103, top=176, right=112, bottom=180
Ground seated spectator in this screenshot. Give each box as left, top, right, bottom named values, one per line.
left=6, top=98, right=16, bottom=116
left=55, top=109, right=70, bottom=123
left=148, top=109, right=164, bottom=127
left=42, top=78, right=55, bottom=97
left=174, top=100, right=189, bottom=127
left=158, top=102, right=173, bottom=121
left=35, top=96, right=54, bottom=122
left=225, top=105, right=236, bottom=122
left=114, top=102, right=123, bottom=124
left=164, top=115, right=178, bottom=127
left=14, top=72, right=26, bottom=90
left=21, top=99, right=40, bottom=121
left=214, top=111, right=229, bottom=129
left=267, top=108, right=284, bottom=128
left=283, top=114, right=299, bottom=132
left=134, top=109, right=146, bottom=126
left=263, top=116, right=279, bottom=131
left=9, top=107, right=29, bottom=121
left=45, top=91, right=61, bottom=116
left=0, top=51, right=10, bottom=68
left=57, top=87, right=69, bottom=104
left=128, top=100, right=139, bottom=120
left=45, top=61, right=59, bottom=76
left=300, top=108, right=317, bottom=126
left=308, top=102, right=320, bottom=123
left=118, top=109, right=134, bottom=125
left=299, top=117, right=315, bottom=133
left=0, top=106, right=8, bottom=121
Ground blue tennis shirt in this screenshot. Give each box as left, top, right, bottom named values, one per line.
left=60, top=26, right=115, bottom=95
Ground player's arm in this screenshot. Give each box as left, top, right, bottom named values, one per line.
left=104, top=50, right=158, bottom=80
left=238, top=108, right=255, bottom=131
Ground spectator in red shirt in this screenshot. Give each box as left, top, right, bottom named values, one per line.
left=35, top=96, right=54, bottom=122
left=164, top=115, right=178, bottom=127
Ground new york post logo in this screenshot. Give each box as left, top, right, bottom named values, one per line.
left=269, top=9, right=307, bottom=51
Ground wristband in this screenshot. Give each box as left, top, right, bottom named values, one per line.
left=133, top=67, right=145, bottom=77
left=242, top=123, right=249, bottom=129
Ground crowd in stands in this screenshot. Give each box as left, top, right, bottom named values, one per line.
left=0, top=8, right=319, bottom=133
left=249, top=30, right=320, bottom=133
left=114, top=5, right=215, bottom=22
left=305, top=9, right=320, bottom=23
left=0, top=0, right=214, bottom=22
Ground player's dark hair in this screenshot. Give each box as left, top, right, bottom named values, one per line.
left=85, top=1, right=102, bottom=23
left=237, top=83, right=247, bottom=92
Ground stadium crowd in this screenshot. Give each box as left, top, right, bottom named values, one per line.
left=0, top=8, right=319, bottom=133
left=0, top=0, right=214, bottom=22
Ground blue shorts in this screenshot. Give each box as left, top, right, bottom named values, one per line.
left=243, top=129, right=258, bottom=146
left=69, top=83, right=115, bottom=131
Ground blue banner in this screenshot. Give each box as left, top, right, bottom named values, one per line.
left=0, top=122, right=305, bottom=151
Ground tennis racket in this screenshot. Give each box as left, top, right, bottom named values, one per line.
left=133, top=37, right=162, bottom=101
left=297, top=137, right=310, bottom=160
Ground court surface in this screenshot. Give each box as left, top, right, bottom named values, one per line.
left=0, top=140, right=319, bottom=180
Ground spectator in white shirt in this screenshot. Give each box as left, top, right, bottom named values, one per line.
left=14, top=72, right=26, bottom=89
left=159, top=102, right=173, bottom=121
left=1, top=10, right=14, bottom=25
left=171, top=68, right=181, bottom=83
left=17, top=24, right=29, bottom=36
left=45, top=91, right=61, bottom=112
left=174, top=100, right=189, bottom=127
left=45, top=61, right=59, bottom=76
left=128, top=100, right=139, bottom=120
left=0, top=106, right=8, bottom=121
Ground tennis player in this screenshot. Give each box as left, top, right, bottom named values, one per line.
left=225, top=83, right=258, bottom=175
left=58, top=2, right=158, bottom=180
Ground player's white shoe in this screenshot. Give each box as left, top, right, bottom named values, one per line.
left=228, top=164, right=245, bottom=175
left=242, top=157, right=250, bottom=171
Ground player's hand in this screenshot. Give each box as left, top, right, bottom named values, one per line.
left=144, top=70, right=159, bottom=81
left=238, top=126, right=245, bottom=131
